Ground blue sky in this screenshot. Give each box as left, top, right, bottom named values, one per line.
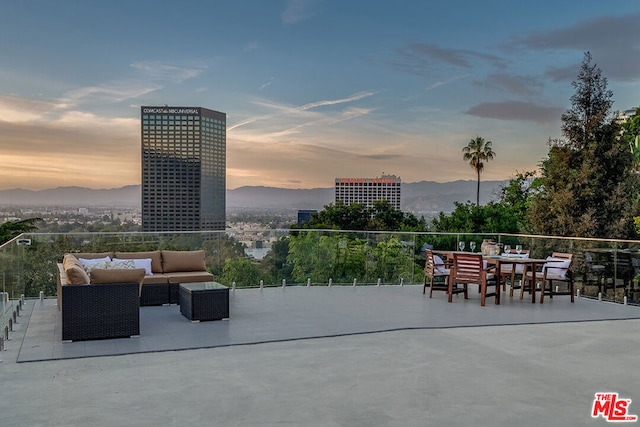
left=0, top=0, right=638, bottom=190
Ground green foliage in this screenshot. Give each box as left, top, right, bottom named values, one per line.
left=201, top=236, right=246, bottom=278
left=529, top=52, right=640, bottom=239
left=260, top=236, right=293, bottom=283
left=293, top=200, right=426, bottom=231
left=430, top=201, right=522, bottom=234
left=462, top=136, right=496, bottom=206
left=287, top=232, right=339, bottom=283
left=498, top=171, right=538, bottom=232
left=372, top=236, right=416, bottom=283
left=0, top=218, right=42, bottom=244
left=621, top=110, right=640, bottom=172
left=219, top=257, right=265, bottom=288
left=285, top=231, right=419, bottom=284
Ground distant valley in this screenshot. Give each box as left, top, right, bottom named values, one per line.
left=0, top=180, right=506, bottom=215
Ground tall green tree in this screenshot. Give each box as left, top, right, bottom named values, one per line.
left=293, top=200, right=425, bottom=231
left=0, top=218, right=42, bottom=245
left=529, top=52, right=640, bottom=239
left=462, top=136, right=495, bottom=206
left=621, top=109, right=640, bottom=172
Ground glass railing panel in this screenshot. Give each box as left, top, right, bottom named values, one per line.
left=0, top=236, right=26, bottom=338
left=10, top=230, right=640, bottom=305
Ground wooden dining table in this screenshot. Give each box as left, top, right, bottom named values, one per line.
left=433, top=251, right=548, bottom=304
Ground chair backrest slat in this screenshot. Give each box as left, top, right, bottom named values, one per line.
left=551, top=252, right=573, bottom=260
left=452, top=253, right=483, bottom=282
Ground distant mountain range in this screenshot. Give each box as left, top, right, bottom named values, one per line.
left=0, top=180, right=506, bottom=215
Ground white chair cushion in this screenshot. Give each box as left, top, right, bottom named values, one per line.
left=434, top=255, right=447, bottom=273
left=543, top=257, right=571, bottom=279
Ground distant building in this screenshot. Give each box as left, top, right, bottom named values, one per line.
left=141, top=106, right=226, bottom=231
left=335, top=174, right=401, bottom=210
left=297, top=209, right=317, bottom=224
left=616, top=107, right=639, bottom=123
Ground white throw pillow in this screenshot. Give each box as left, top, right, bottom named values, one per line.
left=544, top=257, right=571, bottom=279
left=113, top=257, right=153, bottom=276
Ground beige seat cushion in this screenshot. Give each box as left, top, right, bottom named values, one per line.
left=141, top=273, right=170, bottom=285
left=90, top=268, right=146, bottom=284
left=165, top=271, right=214, bottom=284
left=161, top=250, right=207, bottom=273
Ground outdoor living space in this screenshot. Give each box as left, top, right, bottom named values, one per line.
left=2, top=284, right=640, bottom=426
left=2, top=230, right=640, bottom=426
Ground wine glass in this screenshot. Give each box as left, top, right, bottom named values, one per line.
left=469, top=241, right=476, bottom=252
left=504, top=244, right=511, bottom=256
left=516, top=244, right=522, bottom=255
left=458, top=241, right=465, bottom=252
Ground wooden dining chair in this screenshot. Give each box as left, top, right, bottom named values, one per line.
left=540, top=252, right=574, bottom=303
left=423, top=249, right=450, bottom=297
left=522, top=252, right=574, bottom=303
left=500, top=249, right=530, bottom=296
left=451, top=253, right=497, bottom=306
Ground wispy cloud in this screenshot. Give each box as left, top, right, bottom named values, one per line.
left=507, top=12, right=640, bottom=81
left=426, top=75, right=468, bottom=91
left=465, top=101, right=562, bottom=124
left=282, top=0, right=320, bottom=24
left=390, top=43, right=506, bottom=77
left=130, top=61, right=207, bottom=83
left=243, top=41, right=259, bottom=52
left=227, top=91, right=376, bottom=131
left=59, top=81, right=160, bottom=108
left=0, top=95, right=57, bottom=123
left=259, top=78, right=274, bottom=91
left=473, top=73, right=542, bottom=97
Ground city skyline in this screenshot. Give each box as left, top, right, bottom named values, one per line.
left=0, top=1, right=638, bottom=191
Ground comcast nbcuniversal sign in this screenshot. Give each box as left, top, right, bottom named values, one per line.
left=142, top=107, right=200, bottom=115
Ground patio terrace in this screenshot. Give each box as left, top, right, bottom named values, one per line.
left=1, top=230, right=640, bottom=425
left=1, top=285, right=640, bottom=426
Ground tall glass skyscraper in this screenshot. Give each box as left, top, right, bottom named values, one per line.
left=141, top=106, right=226, bottom=231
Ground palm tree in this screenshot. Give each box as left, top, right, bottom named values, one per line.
left=462, top=136, right=496, bottom=206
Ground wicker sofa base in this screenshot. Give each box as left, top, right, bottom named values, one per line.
left=62, top=282, right=140, bottom=341
left=140, top=283, right=171, bottom=306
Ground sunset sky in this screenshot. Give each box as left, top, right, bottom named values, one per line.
left=0, top=0, right=638, bottom=190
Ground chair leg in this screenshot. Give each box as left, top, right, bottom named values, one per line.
left=429, top=276, right=435, bottom=298
left=570, top=281, right=574, bottom=303
left=480, top=280, right=486, bottom=306
left=448, top=280, right=454, bottom=303
left=423, top=274, right=427, bottom=295
left=540, top=280, right=549, bottom=303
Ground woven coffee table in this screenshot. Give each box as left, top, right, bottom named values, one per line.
left=179, top=282, right=229, bottom=322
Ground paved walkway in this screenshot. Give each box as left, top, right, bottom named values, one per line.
left=1, top=287, right=639, bottom=426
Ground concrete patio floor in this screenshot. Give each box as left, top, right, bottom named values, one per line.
left=1, top=285, right=639, bottom=426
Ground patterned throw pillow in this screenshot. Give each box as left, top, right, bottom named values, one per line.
left=89, top=259, right=136, bottom=271
left=79, top=256, right=112, bottom=274
left=112, top=258, right=153, bottom=275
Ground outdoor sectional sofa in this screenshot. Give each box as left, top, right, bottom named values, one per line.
left=56, top=250, right=214, bottom=341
